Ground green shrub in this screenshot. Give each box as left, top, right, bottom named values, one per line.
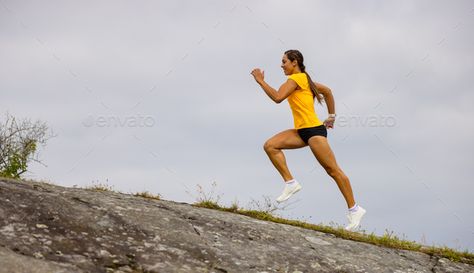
left=0, top=112, right=53, bottom=178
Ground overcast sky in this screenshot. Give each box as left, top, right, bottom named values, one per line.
left=1, top=0, right=473, bottom=253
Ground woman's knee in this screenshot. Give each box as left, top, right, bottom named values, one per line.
left=263, top=140, right=277, bottom=153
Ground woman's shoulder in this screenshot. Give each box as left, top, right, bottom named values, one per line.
left=287, top=73, right=311, bottom=93
left=288, top=72, right=306, bottom=77
left=288, top=72, right=306, bottom=81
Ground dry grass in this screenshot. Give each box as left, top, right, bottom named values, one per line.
left=133, top=191, right=161, bottom=200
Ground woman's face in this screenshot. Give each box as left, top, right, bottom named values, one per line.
left=281, top=54, right=297, bottom=75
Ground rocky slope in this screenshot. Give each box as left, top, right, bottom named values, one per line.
left=0, top=178, right=472, bottom=273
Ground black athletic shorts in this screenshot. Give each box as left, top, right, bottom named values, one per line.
left=297, top=125, right=327, bottom=144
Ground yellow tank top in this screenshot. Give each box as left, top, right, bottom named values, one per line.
left=287, top=73, right=323, bottom=129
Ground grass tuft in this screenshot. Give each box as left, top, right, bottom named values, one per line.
left=194, top=200, right=221, bottom=210
left=85, top=183, right=114, bottom=192
left=134, top=191, right=161, bottom=200
left=83, top=179, right=115, bottom=192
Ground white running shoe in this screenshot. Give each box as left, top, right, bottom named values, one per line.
left=344, top=206, right=366, bottom=231
left=276, top=182, right=302, bottom=203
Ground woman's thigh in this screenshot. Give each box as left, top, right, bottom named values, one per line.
left=264, top=129, right=307, bottom=150
left=307, top=136, right=339, bottom=170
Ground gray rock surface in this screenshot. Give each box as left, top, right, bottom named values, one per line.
left=0, top=178, right=473, bottom=273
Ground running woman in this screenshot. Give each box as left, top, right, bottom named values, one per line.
left=250, top=49, right=366, bottom=231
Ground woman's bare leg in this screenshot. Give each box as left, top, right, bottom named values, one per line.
left=263, top=129, right=307, bottom=182
left=307, top=136, right=356, bottom=209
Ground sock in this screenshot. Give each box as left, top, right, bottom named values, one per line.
left=349, top=203, right=359, bottom=213
left=285, top=179, right=297, bottom=186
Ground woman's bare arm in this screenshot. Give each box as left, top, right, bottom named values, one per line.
left=315, top=82, right=335, bottom=115
left=251, top=68, right=298, bottom=103
left=315, top=81, right=336, bottom=129
left=257, top=79, right=298, bottom=103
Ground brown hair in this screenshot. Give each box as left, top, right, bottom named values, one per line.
left=284, top=49, right=323, bottom=104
